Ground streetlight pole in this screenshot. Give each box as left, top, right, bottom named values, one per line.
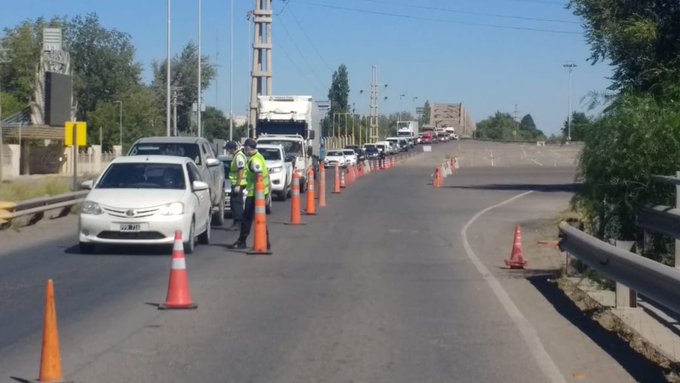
left=229, top=0, right=234, bottom=140
left=197, top=0, right=202, bottom=137
left=563, top=62, right=577, bottom=142
left=166, top=0, right=172, bottom=136
left=114, top=101, right=123, bottom=149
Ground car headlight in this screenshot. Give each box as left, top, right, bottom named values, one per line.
left=159, top=202, right=184, bottom=215
left=82, top=200, right=103, bottom=215
left=270, top=166, right=283, bottom=174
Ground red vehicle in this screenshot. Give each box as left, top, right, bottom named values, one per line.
left=421, top=131, right=434, bottom=144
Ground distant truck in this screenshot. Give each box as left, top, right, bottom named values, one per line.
left=255, top=95, right=321, bottom=192
left=396, top=120, right=419, bottom=139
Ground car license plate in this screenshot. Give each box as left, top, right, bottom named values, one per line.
left=119, top=223, right=141, bottom=232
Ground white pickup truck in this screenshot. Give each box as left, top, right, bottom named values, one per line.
left=257, top=143, right=294, bottom=201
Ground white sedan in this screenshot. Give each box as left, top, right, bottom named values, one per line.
left=324, top=150, right=348, bottom=168
left=78, top=155, right=212, bottom=254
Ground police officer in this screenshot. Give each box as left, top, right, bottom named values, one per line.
left=228, top=138, right=270, bottom=250
left=224, top=141, right=247, bottom=231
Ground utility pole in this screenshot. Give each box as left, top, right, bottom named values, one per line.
left=197, top=0, right=202, bottom=137
left=0, top=47, right=8, bottom=182
left=563, top=62, right=577, bottom=142
left=369, top=65, right=387, bottom=143
left=171, top=87, right=183, bottom=136
left=114, top=101, right=123, bottom=148
left=229, top=0, right=234, bottom=140
left=513, top=104, right=519, bottom=140
left=166, top=0, right=172, bottom=136
left=248, top=0, right=273, bottom=137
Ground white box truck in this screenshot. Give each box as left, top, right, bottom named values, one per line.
left=256, top=95, right=321, bottom=192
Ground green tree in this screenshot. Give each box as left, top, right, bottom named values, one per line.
left=519, top=114, right=536, bottom=131
left=419, top=100, right=431, bottom=126
left=65, top=13, right=142, bottom=121
left=88, top=84, right=163, bottom=151
left=569, top=0, right=680, bottom=92
left=151, top=42, right=217, bottom=135
left=325, top=64, right=350, bottom=137
left=476, top=112, right=518, bottom=140
left=562, top=112, right=593, bottom=142
left=202, top=106, right=228, bottom=141
left=0, top=92, right=24, bottom=118
left=576, top=86, right=680, bottom=247
left=1, top=17, right=63, bottom=106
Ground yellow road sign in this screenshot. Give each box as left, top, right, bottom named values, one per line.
left=65, top=122, right=87, bottom=146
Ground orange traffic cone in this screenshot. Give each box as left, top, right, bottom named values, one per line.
left=318, top=165, right=327, bottom=208
left=248, top=174, right=272, bottom=255
left=450, top=159, right=455, bottom=175
left=287, top=170, right=305, bottom=225
left=333, top=163, right=341, bottom=194
left=159, top=231, right=197, bottom=309
left=306, top=168, right=317, bottom=215
left=18, top=279, right=68, bottom=383
left=340, top=167, right=346, bottom=188
left=433, top=168, right=441, bottom=188
left=505, top=225, right=527, bottom=269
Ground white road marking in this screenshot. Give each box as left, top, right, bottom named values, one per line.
left=531, top=158, right=544, bottom=167
left=461, top=191, right=567, bottom=383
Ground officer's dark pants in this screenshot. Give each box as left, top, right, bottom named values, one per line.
left=238, top=196, right=270, bottom=245
left=230, top=189, right=244, bottom=225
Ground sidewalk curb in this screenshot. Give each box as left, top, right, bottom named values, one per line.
left=557, top=277, right=680, bottom=381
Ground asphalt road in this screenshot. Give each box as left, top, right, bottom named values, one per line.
left=0, top=141, right=665, bottom=382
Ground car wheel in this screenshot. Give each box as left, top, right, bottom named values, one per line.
left=79, top=242, right=96, bottom=254
left=198, top=215, right=211, bottom=245
left=184, top=219, right=195, bottom=254
left=213, top=189, right=226, bottom=226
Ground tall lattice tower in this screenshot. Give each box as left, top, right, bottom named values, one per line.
left=248, top=0, right=273, bottom=137
left=369, top=65, right=379, bottom=143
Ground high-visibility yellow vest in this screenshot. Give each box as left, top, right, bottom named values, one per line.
left=245, top=152, right=270, bottom=197
left=229, top=150, right=248, bottom=186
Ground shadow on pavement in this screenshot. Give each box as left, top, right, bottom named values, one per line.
left=446, top=183, right=581, bottom=193
left=63, top=243, right=172, bottom=256
left=527, top=275, right=668, bottom=382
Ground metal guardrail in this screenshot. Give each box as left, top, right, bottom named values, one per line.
left=559, top=222, right=680, bottom=314
left=0, top=191, right=88, bottom=225
left=638, top=206, right=680, bottom=240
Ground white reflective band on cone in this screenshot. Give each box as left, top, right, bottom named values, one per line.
left=255, top=206, right=266, bottom=214
left=172, top=258, right=187, bottom=269
left=173, top=241, right=184, bottom=251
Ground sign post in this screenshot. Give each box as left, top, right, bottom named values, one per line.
left=65, top=121, right=87, bottom=190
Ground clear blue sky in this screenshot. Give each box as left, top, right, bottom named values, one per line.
left=2, top=0, right=612, bottom=135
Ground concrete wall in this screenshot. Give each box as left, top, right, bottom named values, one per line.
left=1, top=144, right=118, bottom=179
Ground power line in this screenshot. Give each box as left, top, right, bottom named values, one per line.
left=286, top=5, right=334, bottom=72
left=300, top=1, right=580, bottom=35
left=276, top=16, right=328, bottom=91
left=351, top=0, right=578, bottom=25
left=274, top=32, right=325, bottom=93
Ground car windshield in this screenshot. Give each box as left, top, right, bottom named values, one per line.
left=327, top=151, right=343, bottom=156
left=97, top=163, right=186, bottom=190
left=343, top=150, right=355, bottom=156
left=259, top=140, right=303, bottom=156
left=260, top=148, right=282, bottom=161
left=128, top=143, right=202, bottom=165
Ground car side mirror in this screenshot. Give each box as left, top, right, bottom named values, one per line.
left=192, top=180, right=210, bottom=191
left=81, top=180, right=94, bottom=190
left=206, top=158, right=221, bottom=167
